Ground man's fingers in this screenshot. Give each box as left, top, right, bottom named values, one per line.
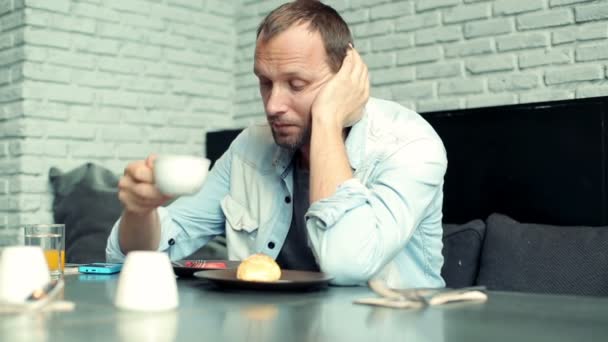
left=131, top=182, right=167, bottom=203
left=120, top=175, right=166, bottom=203
left=118, top=174, right=134, bottom=192
left=359, top=61, right=369, bottom=88
left=118, top=191, right=150, bottom=214
left=340, top=49, right=355, bottom=75
left=118, top=155, right=169, bottom=216
left=118, top=183, right=168, bottom=211
left=345, top=47, right=365, bottom=85
left=352, top=48, right=367, bottom=79
left=125, top=162, right=154, bottom=183
left=145, top=154, right=158, bottom=169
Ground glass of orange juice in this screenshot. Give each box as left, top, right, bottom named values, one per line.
left=23, top=224, right=65, bottom=277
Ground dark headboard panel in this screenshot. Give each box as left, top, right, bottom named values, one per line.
left=424, top=96, right=608, bottom=226
left=206, top=96, right=608, bottom=227
left=206, top=129, right=241, bottom=169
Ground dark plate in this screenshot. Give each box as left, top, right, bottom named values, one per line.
left=172, top=260, right=241, bottom=278
left=194, top=269, right=333, bottom=291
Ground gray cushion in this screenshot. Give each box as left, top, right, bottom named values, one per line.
left=441, top=219, right=486, bottom=288
left=50, top=163, right=121, bottom=263
left=477, top=213, right=608, bottom=296
left=50, top=163, right=227, bottom=263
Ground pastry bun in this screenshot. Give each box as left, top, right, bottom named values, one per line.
left=236, top=253, right=281, bottom=282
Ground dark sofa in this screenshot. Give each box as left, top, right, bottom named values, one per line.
left=426, top=95, right=608, bottom=296
left=51, top=96, right=608, bottom=296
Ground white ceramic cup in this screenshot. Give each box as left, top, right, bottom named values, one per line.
left=153, top=155, right=210, bottom=196
left=0, top=246, right=51, bottom=303
left=114, top=251, right=178, bottom=312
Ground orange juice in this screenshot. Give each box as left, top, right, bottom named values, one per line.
left=44, top=249, right=65, bottom=272
left=24, top=228, right=65, bottom=276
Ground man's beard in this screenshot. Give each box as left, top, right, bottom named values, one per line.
left=271, top=123, right=311, bottom=152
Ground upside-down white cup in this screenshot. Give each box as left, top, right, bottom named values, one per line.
left=114, top=251, right=178, bottom=312
left=153, top=155, right=210, bottom=196
left=0, top=246, right=51, bottom=304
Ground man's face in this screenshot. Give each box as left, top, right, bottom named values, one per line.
left=254, top=24, right=334, bottom=151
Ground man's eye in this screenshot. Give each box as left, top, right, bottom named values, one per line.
left=289, top=81, right=306, bottom=91
left=259, top=80, right=272, bottom=89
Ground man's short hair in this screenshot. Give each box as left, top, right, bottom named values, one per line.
left=256, top=0, right=353, bottom=73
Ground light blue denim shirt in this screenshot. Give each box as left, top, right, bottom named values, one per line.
left=106, top=97, right=447, bottom=288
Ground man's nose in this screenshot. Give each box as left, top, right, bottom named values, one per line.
left=265, top=86, right=287, bottom=115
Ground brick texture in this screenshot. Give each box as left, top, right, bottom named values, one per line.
left=234, top=0, right=607, bottom=126
left=0, top=0, right=24, bottom=240
left=0, top=0, right=236, bottom=238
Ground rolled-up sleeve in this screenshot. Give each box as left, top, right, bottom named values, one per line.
left=106, top=131, right=239, bottom=263
left=105, top=218, right=126, bottom=263
left=305, top=178, right=371, bottom=229
left=105, top=207, right=196, bottom=263
left=305, top=137, right=447, bottom=285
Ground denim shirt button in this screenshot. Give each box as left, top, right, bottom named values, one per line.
left=168, top=238, right=175, bottom=246
left=267, top=241, right=276, bottom=249
left=284, top=196, right=291, bottom=204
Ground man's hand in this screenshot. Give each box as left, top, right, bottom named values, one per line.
left=118, top=154, right=172, bottom=215
left=308, top=47, right=368, bottom=203
left=311, top=46, right=370, bottom=129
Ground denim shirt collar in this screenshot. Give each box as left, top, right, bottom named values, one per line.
left=271, top=101, right=371, bottom=176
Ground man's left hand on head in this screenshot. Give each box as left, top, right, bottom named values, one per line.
left=311, top=47, right=370, bottom=129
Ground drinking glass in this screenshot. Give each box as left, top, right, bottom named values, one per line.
left=23, top=224, right=65, bottom=277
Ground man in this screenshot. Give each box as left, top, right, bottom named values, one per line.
left=106, top=0, right=447, bottom=288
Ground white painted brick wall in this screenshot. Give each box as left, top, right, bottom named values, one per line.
left=235, top=0, right=608, bottom=125
left=0, top=0, right=236, bottom=244
left=0, top=0, right=24, bottom=245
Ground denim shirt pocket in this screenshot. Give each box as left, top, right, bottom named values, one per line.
left=220, top=195, right=259, bottom=259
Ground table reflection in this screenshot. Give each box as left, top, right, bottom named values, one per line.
left=1, top=313, right=49, bottom=342
left=3, top=275, right=608, bottom=342
left=216, top=289, right=445, bottom=342
left=116, top=311, right=178, bottom=342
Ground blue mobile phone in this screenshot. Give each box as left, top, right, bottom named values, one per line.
left=78, top=263, right=123, bottom=274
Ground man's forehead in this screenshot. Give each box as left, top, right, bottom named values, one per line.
left=253, top=25, right=328, bottom=76
left=253, top=60, right=315, bottom=80
left=255, top=31, right=320, bottom=58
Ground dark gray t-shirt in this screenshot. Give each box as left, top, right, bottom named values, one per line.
left=275, top=160, right=320, bottom=271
